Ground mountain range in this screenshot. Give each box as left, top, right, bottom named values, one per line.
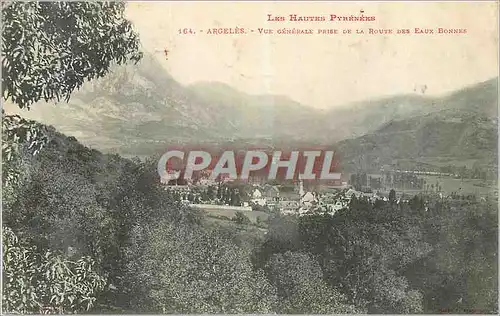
left=4, top=53, right=498, bottom=172
left=340, top=78, right=498, bottom=171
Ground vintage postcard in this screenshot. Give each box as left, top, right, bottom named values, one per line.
left=1, top=0, right=498, bottom=314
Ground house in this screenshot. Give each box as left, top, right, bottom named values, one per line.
left=279, top=200, right=300, bottom=214
left=252, top=189, right=262, bottom=199
left=297, top=207, right=314, bottom=216
left=262, top=184, right=280, bottom=206
left=332, top=200, right=347, bottom=211
left=371, top=191, right=389, bottom=202
left=251, top=188, right=266, bottom=206
left=301, top=191, right=315, bottom=203
left=345, top=188, right=362, bottom=199
left=263, top=184, right=280, bottom=198
left=300, top=191, right=318, bottom=209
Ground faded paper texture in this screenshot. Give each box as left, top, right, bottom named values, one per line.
left=1, top=1, right=498, bottom=315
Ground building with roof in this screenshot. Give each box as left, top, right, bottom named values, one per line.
left=251, top=188, right=266, bottom=206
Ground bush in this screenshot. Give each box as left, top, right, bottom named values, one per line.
left=233, top=211, right=251, bottom=225
left=122, top=221, right=277, bottom=313
left=2, top=227, right=107, bottom=314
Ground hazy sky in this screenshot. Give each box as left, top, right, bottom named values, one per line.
left=125, top=1, right=498, bottom=109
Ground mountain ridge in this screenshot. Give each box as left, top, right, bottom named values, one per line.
left=4, top=54, right=498, bottom=167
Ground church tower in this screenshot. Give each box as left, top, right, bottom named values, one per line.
left=298, top=174, right=304, bottom=204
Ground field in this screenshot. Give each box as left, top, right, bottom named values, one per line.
left=380, top=175, right=497, bottom=197
left=204, top=217, right=269, bottom=235
left=191, top=205, right=270, bottom=224
left=322, top=173, right=497, bottom=198
left=413, top=157, right=493, bottom=169
left=420, top=175, right=497, bottom=197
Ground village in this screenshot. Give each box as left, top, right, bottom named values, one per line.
left=163, top=170, right=408, bottom=219
left=162, top=164, right=499, bottom=223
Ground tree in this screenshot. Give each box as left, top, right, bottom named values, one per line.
left=2, top=1, right=142, bottom=109
left=2, top=1, right=143, bottom=186
left=389, top=189, right=396, bottom=203
left=2, top=227, right=106, bottom=314
left=123, top=221, right=277, bottom=313
left=233, top=212, right=251, bottom=225
left=217, top=183, right=222, bottom=200
left=223, top=186, right=231, bottom=204
left=3, top=157, right=109, bottom=258
left=206, top=185, right=214, bottom=200
left=264, top=251, right=360, bottom=314
left=296, top=208, right=429, bottom=313
left=230, top=189, right=241, bottom=206
left=2, top=2, right=143, bottom=313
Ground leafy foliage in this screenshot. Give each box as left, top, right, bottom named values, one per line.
left=2, top=127, right=206, bottom=313
left=123, top=220, right=277, bottom=313
left=233, top=211, right=251, bottom=225
left=1, top=2, right=144, bottom=310
left=2, top=227, right=107, bottom=314
left=1, top=0, right=143, bottom=188
left=2, top=1, right=142, bottom=109
left=264, top=251, right=360, bottom=313
left=2, top=112, right=49, bottom=187
left=4, top=123, right=497, bottom=314
left=406, top=199, right=498, bottom=313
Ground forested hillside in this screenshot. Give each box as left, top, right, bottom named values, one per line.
left=3, top=125, right=498, bottom=314
left=336, top=108, right=498, bottom=173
